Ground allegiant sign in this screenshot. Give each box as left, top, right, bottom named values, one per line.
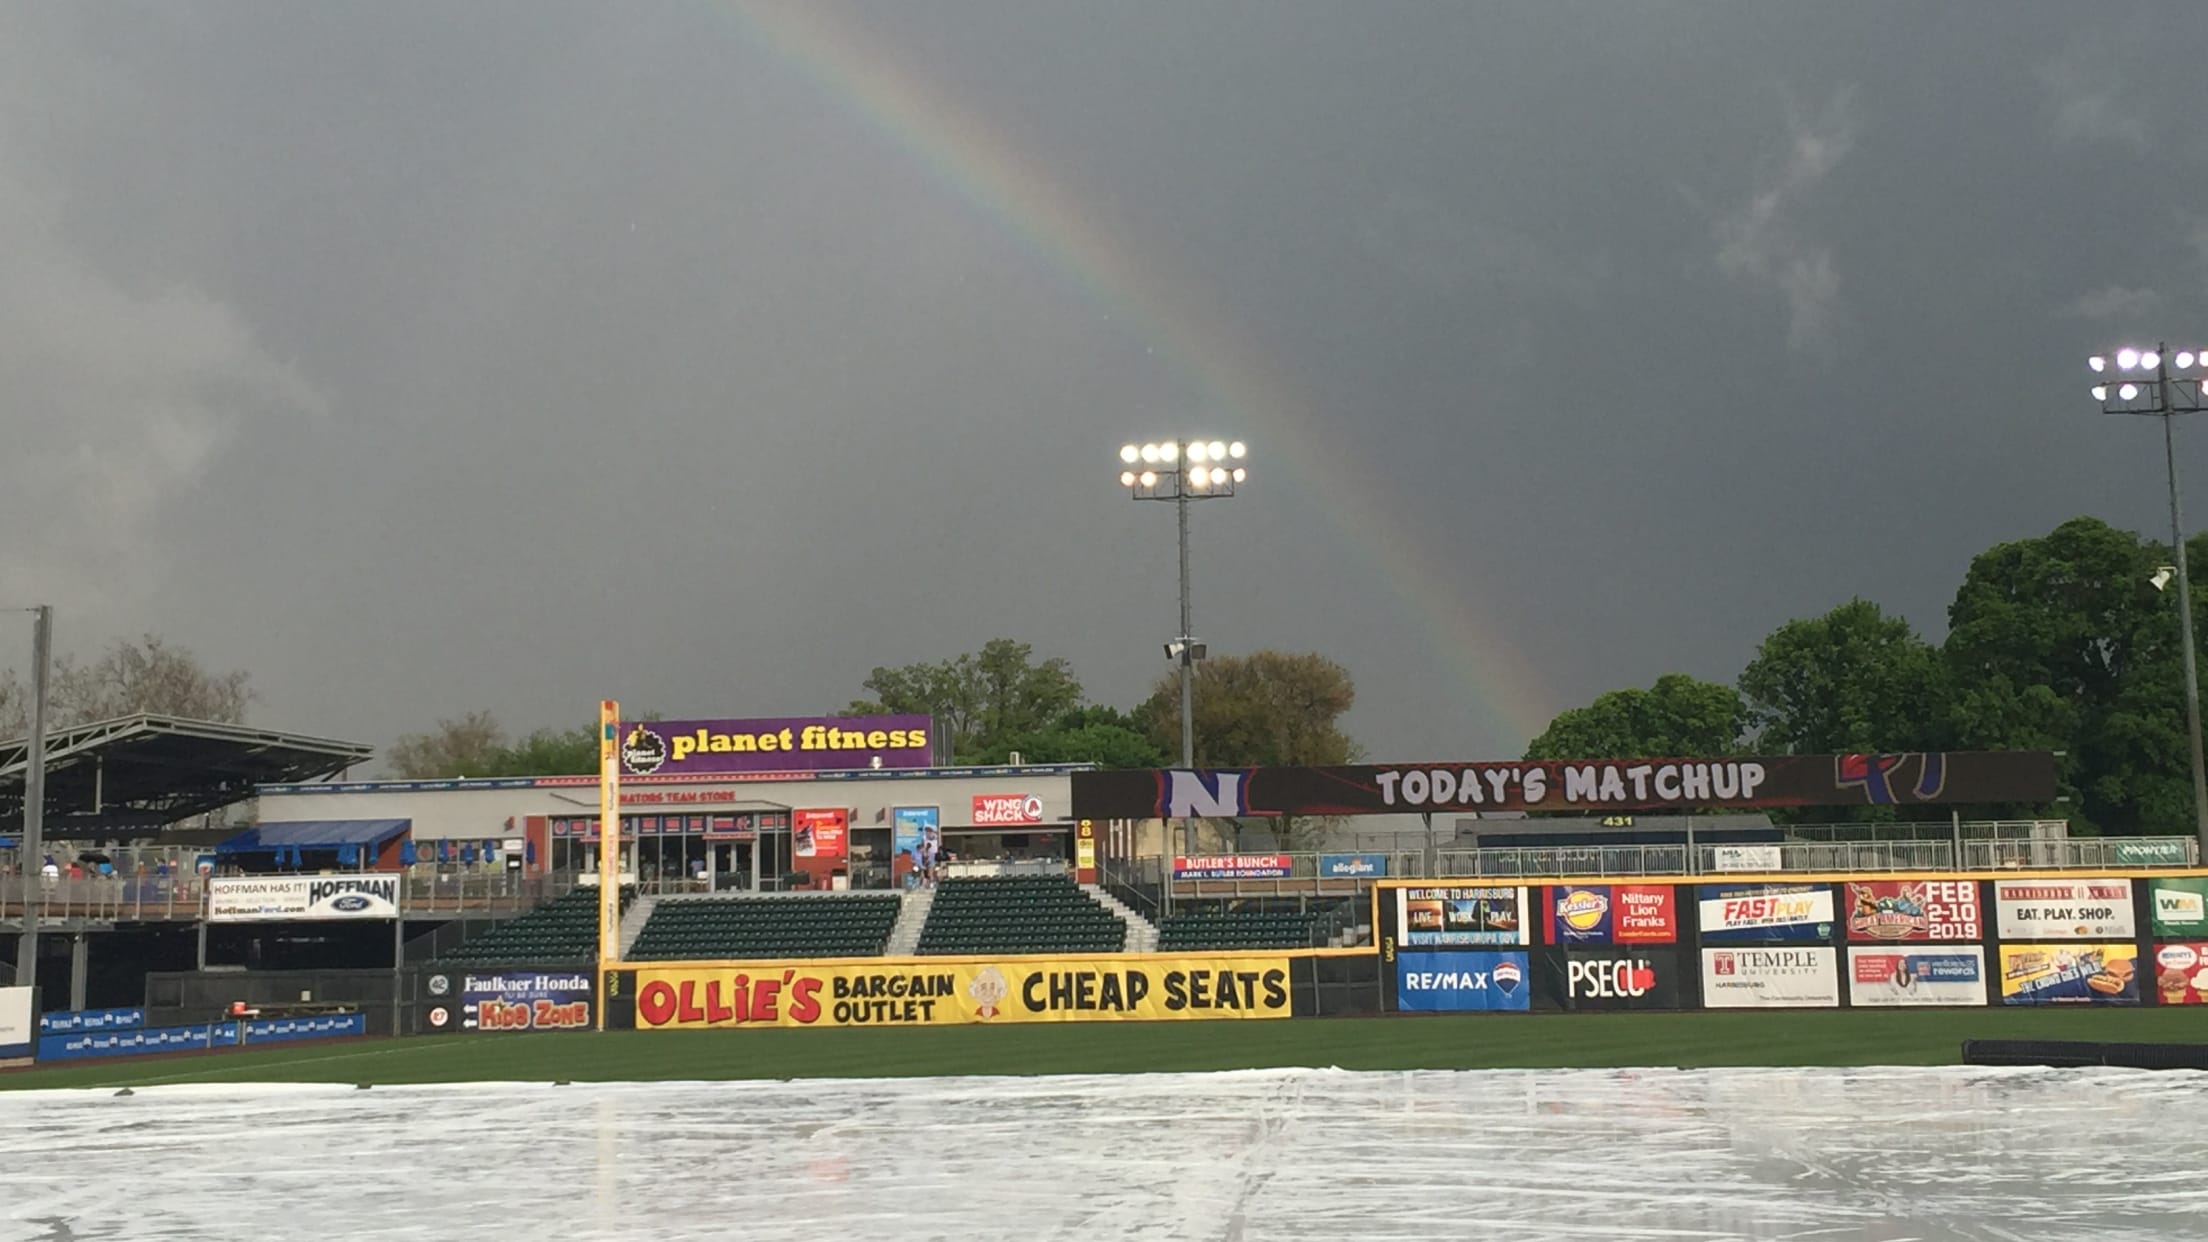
left=618, top=715, right=932, bottom=776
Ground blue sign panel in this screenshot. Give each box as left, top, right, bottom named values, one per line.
left=1319, top=853, right=1387, bottom=879
left=39, top=1006, right=146, bottom=1034
left=1395, top=950, right=1532, bottom=1012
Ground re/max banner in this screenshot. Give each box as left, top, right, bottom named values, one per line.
left=1070, top=752, right=2056, bottom=819
left=632, top=957, right=1293, bottom=1029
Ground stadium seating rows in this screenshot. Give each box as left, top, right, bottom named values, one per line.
left=430, top=885, right=633, bottom=967
left=627, top=895, right=901, bottom=961
left=916, top=875, right=1125, bottom=956
left=1157, top=910, right=1328, bottom=951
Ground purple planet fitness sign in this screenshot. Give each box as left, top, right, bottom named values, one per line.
left=617, top=716, right=934, bottom=776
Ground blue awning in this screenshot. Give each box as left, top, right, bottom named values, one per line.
left=214, top=819, right=411, bottom=857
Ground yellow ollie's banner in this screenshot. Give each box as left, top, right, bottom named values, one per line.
left=634, top=957, right=1293, bottom=1029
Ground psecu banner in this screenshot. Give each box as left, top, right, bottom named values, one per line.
left=633, top=956, right=1293, bottom=1029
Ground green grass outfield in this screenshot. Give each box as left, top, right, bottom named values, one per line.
left=5, top=1008, right=2204, bottom=1091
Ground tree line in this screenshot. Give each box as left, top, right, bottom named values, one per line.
left=1524, top=516, right=2203, bottom=835
left=9, top=514, right=2194, bottom=838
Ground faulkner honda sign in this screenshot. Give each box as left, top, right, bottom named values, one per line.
left=1070, top=751, right=2057, bottom=820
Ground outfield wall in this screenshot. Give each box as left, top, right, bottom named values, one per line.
left=599, top=949, right=1377, bottom=1030
left=1372, top=868, right=2208, bottom=1014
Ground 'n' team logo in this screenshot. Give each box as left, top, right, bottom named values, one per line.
left=621, top=724, right=669, bottom=775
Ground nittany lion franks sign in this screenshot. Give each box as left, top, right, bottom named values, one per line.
left=207, top=876, right=401, bottom=922
left=1071, top=751, right=2056, bottom=819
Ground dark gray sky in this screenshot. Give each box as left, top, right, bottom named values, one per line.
left=5, top=2, right=2206, bottom=768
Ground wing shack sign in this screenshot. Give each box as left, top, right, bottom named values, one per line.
left=1070, top=751, right=2056, bottom=819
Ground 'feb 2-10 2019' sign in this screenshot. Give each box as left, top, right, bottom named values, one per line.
left=207, top=876, right=400, bottom=922
left=1844, top=880, right=1982, bottom=942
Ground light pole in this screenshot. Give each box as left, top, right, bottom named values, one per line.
left=2092, top=343, right=2208, bottom=860
left=1118, top=438, right=1247, bottom=864
left=11, top=606, right=51, bottom=989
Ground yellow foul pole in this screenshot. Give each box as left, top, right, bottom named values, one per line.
left=595, top=698, right=622, bottom=1031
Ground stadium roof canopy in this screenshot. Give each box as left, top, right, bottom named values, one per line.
left=0, top=715, right=374, bottom=839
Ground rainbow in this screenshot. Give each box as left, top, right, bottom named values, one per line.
left=718, top=2, right=1557, bottom=748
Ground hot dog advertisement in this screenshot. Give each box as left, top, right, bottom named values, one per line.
left=1997, top=944, right=2140, bottom=1005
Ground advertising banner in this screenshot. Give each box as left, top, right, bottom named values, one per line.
left=1843, top=880, right=1982, bottom=942
left=1174, top=855, right=1294, bottom=880
left=207, top=875, right=401, bottom=923
left=1998, top=944, right=2140, bottom=1005
left=0, top=987, right=32, bottom=1060
left=1554, top=949, right=1682, bottom=1010
left=1546, top=885, right=1678, bottom=945
left=971, top=794, right=1045, bottom=826
left=792, top=809, right=849, bottom=861
left=1070, top=751, right=2058, bottom=819
left=2115, top=840, right=2192, bottom=866
left=892, top=807, right=940, bottom=887
left=1846, top=947, right=1990, bottom=1007
left=1700, top=947, right=1840, bottom=1008
left=2149, top=878, right=2208, bottom=939
left=37, top=1007, right=144, bottom=1034
left=455, top=971, right=594, bottom=1033
left=1397, top=885, right=1530, bottom=947
left=615, top=715, right=932, bottom=776
left=2149, top=944, right=2208, bottom=1005
left=1993, top=879, right=2135, bottom=941
left=1395, top=950, right=1532, bottom=1012
left=1319, top=853, right=1388, bottom=879
left=1711, top=846, right=1783, bottom=872
left=634, top=957, right=1293, bottom=1028
left=38, top=1023, right=240, bottom=1062
left=1697, top=884, right=1835, bottom=944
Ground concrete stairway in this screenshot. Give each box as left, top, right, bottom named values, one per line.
left=617, top=895, right=658, bottom=958
left=1084, top=885, right=1159, bottom=953
left=885, top=887, right=935, bottom=956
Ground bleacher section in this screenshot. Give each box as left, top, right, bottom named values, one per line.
left=430, top=885, right=632, bottom=967
left=1157, top=902, right=1347, bottom=952
left=627, top=895, right=902, bottom=961
left=916, top=875, right=1126, bottom=955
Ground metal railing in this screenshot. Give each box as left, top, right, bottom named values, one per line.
left=1146, top=835, right=2201, bottom=896
left=0, top=876, right=207, bottom=923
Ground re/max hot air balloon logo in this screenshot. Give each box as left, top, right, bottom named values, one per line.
left=621, top=724, right=669, bottom=775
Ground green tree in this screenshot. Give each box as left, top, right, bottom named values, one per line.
left=1523, top=673, right=1746, bottom=761
left=388, top=710, right=510, bottom=778
left=388, top=713, right=651, bottom=778
left=0, top=634, right=253, bottom=734
left=1738, top=599, right=1949, bottom=756
left=1137, top=650, right=1361, bottom=850
left=845, top=638, right=1083, bottom=762
left=967, top=706, right=1169, bottom=769
left=1941, top=516, right=2204, bottom=834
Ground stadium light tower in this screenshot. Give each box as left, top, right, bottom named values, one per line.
left=1118, top=439, right=1248, bottom=859
left=2090, top=343, right=2208, bottom=860
left=10, top=605, right=50, bottom=988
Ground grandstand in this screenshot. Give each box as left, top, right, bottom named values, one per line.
left=1158, top=902, right=1347, bottom=951
left=916, top=874, right=1126, bottom=955
left=428, top=885, right=631, bottom=968
left=627, top=894, right=900, bottom=961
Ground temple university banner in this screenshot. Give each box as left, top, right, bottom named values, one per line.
left=1070, top=752, right=2056, bottom=820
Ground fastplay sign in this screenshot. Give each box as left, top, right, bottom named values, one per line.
left=1069, top=751, right=2056, bottom=818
